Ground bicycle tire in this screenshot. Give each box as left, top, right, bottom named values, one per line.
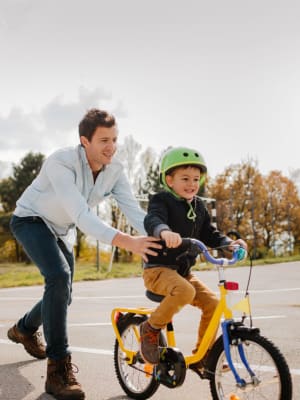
left=114, top=313, right=165, bottom=400
left=208, top=332, right=293, bottom=400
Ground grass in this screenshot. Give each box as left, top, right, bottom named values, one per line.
left=0, top=260, right=144, bottom=288
left=0, top=254, right=299, bottom=289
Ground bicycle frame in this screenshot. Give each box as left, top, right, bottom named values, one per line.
left=112, top=240, right=293, bottom=399
left=111, top=262, right=251, bottom=375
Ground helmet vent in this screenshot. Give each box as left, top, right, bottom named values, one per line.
left=183, top=152, right=189, bottom=157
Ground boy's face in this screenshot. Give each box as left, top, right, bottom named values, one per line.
left=80, top=125, right=118, bottom=171
left=165, top=166, right=201, bottom=201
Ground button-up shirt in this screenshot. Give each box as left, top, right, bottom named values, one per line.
left=14, top=145, right=146, bottom=250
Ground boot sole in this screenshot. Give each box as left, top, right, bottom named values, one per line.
left=46, top=387, right=85, bottom=400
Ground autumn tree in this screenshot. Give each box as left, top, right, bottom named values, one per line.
left=208, top=160, right=264, bottom=255
left=208, top=160, right=300, bottom=257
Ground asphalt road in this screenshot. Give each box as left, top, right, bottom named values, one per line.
left=0, top=261, right=299, bottom=400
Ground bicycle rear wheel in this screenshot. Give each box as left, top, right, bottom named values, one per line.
left=208, top=332, right=292, bottom=400
left=114, top=313, right=163, bottom=400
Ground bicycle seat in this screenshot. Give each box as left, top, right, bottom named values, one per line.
left=146, top=290, right=165, bottom=303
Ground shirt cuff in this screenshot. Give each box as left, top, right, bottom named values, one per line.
left=153, top=224, right=171, bottom=238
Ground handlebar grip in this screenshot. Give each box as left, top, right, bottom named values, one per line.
left=235, top=247, right=247, bottom=261
left=181, top=238, right=192, bottom=247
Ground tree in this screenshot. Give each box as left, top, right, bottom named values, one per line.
left=0, top=152, right=45, bottom=212
left=117, top=135, right=142, bottom=192
left=0, top=152, right=45, bottom=262
left=208, top=161, right=300, bottom=257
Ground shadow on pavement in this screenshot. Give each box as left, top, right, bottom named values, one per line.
left=0, top=359, right=47, bottom=400
left=105, top=397, right=130, bottom=400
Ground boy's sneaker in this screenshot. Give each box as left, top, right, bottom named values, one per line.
left=7, top=324, right=46, bottom=359
left=139, top=320, right=160, bottom=364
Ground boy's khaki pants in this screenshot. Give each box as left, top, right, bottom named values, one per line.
left=143, top=267, right=219, bottom=351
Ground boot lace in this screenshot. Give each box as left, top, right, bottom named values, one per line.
left=64, top=360, right=80, bottom=385
left=32, top=331, right=44, bottom=346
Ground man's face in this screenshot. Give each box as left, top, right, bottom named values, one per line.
left=80, top=125, right=118, bottom=171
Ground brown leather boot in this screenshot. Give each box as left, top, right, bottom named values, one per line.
left=45, top=355, right=85, bottom=400
left=7, top=324, right=46, bottom=359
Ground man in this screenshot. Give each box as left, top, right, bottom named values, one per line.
left=8, top=108, right=160, bottom=400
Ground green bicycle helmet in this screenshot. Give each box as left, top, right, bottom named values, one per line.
left=160, top=146, right=207, bottom=189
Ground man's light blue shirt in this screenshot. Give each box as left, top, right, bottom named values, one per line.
left=14, top=145, right=146, bottom=250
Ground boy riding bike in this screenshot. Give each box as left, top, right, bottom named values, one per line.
left=140, top=146, right=247, bottom=367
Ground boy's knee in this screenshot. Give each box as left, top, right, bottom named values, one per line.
left=207, top=297, right=219, bottom=314
left=173, top=284, right=195, bottom=305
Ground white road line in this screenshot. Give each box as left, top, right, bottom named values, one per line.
left=0, top=287, right=299, bottom=301
left=0, top=295, right=146, bottom=301
left=247, top=315, right=286, bottom=320
left=0, top=339, right=113, bottom=355
left=0, top=315, right=287, bottom=329
left=248, top=287, right=300, bottom=293
left=68, top=322, right=111, bottom=327
left=1, top=339, right=299, bottom=377
left=70, top=345, right=113, bottom=355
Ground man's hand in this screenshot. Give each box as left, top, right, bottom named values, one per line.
left=112, top=233, right=162, bottom=262
left=160, top=230, right=182, bottom=248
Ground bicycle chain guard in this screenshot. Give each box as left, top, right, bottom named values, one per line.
left=154, top=347, right=186, bottom=388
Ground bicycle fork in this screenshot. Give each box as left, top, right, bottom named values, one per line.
left=222, top=320, right=260, bottom=388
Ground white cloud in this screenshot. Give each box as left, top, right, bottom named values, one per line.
left=0, top=86, right=126, bottom=162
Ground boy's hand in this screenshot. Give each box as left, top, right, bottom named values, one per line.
left=228, top=238, right=248, bottom=251
left=160, top=230, right=182, bottom=248
left=228, top=239, right=248, bottom=260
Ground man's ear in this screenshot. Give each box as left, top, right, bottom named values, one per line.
left=80, top=136, right=89, bottom=147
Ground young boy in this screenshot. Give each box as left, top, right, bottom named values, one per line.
left=140, top=146, right=247, bottom=366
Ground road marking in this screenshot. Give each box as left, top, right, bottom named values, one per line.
left=0, top=315, right=287, bottom=330
left=0, top=295, right=146, bottom=301
left=249, top=287, right=300, bottom=293
left=1, top=339, right=300, bottom=377
left=70, top=345, right=113, bottom=355
left=68, top=322, right=111, bottom=327
left=0, top=287, right=299, bottom=301
left=247, top=315, right=286, bottom=320
left=0, top=339, right=113, bottom=355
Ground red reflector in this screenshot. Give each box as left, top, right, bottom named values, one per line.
left=225, top=281, right=239, bottom=290
left=114, top=311, right=121, bottom=322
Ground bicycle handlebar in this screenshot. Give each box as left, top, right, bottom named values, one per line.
left=181, top=238, right=247, bottom=266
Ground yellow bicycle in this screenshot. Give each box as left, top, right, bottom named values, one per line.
left=111, top=239, right=292, bottom=400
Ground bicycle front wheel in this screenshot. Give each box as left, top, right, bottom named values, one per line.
left=209, top=332, right=292, bottom=400
left=114, top=314, right=162, bottom=400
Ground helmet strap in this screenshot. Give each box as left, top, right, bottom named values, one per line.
left=186, top=200, right=197, bottom=221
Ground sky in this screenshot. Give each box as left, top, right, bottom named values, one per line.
left=0, top=0, right=299, bottom=181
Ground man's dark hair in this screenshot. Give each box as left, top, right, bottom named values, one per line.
left=79, top=108, right=116, bottom=141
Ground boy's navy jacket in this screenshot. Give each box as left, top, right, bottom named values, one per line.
left=144, top=191, right=231, bottom=271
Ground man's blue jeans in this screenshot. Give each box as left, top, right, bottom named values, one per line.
left=10, top=215, right=74, bottom=360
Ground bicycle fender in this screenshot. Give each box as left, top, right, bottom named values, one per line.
left=117, top=312, right=147, bottom=330
left=228, top=322, right=260, bottom=341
